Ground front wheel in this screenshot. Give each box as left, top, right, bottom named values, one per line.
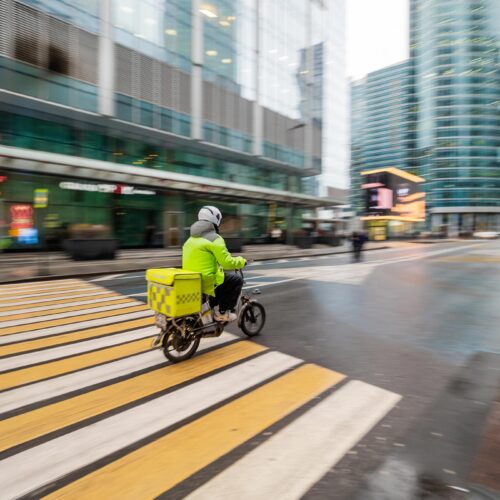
left=240, top=301, right=266, bottom=337
left=162, top=331, right=200, bottom=363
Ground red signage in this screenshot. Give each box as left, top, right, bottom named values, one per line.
left=10, top=204, right=34, bottom=237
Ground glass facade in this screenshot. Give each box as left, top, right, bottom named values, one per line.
left=0, top=0, right=340, bottom=250
left=319, top=0, right=349, bottom=194
left=410, top=0, right=500, bottom=233
left=351, top=0, right=499, bottom=233
left=19, top=0, right=100, bottom=32
left=350, top=61, right=411, bottom=215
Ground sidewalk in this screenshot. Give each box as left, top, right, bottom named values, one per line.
left=0, top=242, right=401, bottom=284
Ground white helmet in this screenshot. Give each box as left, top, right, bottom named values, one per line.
left=198, top=206, right=222, bottom=226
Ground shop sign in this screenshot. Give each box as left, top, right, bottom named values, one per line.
left=18, top=228, right=38, bottom=245
left=59, top=182, right=155, bottom=196
left=34, top=188, right=49, bottom=208
left=9, top=204, right=34, bottom=238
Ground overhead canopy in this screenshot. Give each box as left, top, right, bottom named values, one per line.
left=0, top=146, right=342, bottom=207
left=361, top=167, right=425, bottom=183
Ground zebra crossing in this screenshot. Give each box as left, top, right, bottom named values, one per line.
left=0, top=278, right=401, bottom=499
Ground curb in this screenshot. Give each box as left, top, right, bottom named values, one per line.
left=0, top=246, right=389, bottom=285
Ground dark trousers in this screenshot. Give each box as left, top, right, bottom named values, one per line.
left=211, top=272, right=244, bottom=312
left=352, top=244, right=363, bottom=262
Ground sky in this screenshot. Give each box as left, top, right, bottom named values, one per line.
left=346, top=0, right=409, bottom=80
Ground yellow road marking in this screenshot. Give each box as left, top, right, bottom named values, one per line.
left=46, top=364, right=345, bottom=500
left=0, top=342, right=265, bottom=453
left=0, top=337, right=154, bottom=391
left=0, top=284, right=98, bottom=298
left=0, top=317, right=154, bottom=357
left=0, top=289, right=108, bottom=306
left=0, top=305, right=149, bottom=336
left=434, top=255, right=500, bottom=263
left=0, top=298, right=135, bottom=322
left=0, top=280, right=84, bottom=292
left=0, top=293, right=121, bottom=312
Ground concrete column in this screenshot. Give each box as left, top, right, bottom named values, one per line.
left=191, top=0, right=204, bottom=140
left=286, top=204, right=294, bottom=245
left=98, top=0, right=115, bottom=116
left=303, top=1, right=313, bottom=170
left=252, top=0, right=263, bottom=156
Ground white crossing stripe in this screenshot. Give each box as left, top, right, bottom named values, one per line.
left=0, top=327, right=157, bottom=372
left=0, top=289, right=119, bottom=307
left=0, top=352, right=301, bottom=499
left=187, top=380, right=401, bottom=500
left=0, top=310, right=152, bottom=345
left=0, top=301, right=143, bottom=328
left=90, top=274, right=126, bottom=282
left=0, top=333, right=238, bottom=415
left=0, top=295, right=127, bottom=317
left=0, top=279, right=83, bottom=293
left=0, top=284, right=99, bottom=299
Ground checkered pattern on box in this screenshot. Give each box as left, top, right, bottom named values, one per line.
left=177, top=292, right=201, bottom=304
left=148, top=284, right=171, bottom=314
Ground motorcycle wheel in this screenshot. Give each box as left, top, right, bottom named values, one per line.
left=240, top=301, right=266, bottom=337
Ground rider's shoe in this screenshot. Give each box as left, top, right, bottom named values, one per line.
left=214, top=309, right=237, bottom=322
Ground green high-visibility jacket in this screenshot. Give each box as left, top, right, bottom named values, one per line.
left=182, top=220, right=246, bottom=296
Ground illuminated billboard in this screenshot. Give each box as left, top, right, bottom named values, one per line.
left=361, top=167, right=425, bottom=222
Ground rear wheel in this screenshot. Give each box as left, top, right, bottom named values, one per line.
left=240, top=301, right=266, bottom=337
left=162, top=318, right=200, bottom=362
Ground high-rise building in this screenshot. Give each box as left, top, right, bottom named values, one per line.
left=410, top=0, right=500, bottom=234
left=0, top=0, right=344, bottom=250
left=320, top=0, right=349, bottom=196
left=350, top=0, right=499, bottom=235
left=350, top=61, right=410, bottom=215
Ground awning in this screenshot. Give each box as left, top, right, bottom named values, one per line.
left=0, top=146, right=342, bottom=207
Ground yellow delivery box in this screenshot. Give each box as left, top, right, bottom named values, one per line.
left=146, top=268, right=202, bottom=317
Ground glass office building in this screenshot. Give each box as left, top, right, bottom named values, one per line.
left=0, top=0, right=341, bottom=249
left=410, top=0, right=500, bottom=234
left=320, top=0, right=348, bottom=195
left=350, top=61, right=411, bottom=215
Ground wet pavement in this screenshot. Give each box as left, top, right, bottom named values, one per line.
left=84, top=239, right=500, bottom=498
left=0, top=240, right=498, bottom=498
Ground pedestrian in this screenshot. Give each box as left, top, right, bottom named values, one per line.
left=350, top=231, right=366, bottom=262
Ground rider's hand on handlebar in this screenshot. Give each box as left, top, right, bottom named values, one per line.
left=244, top=258, right=254, bottom=266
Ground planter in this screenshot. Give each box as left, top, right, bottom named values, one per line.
left=324, top=235, right=341, bottom=246
left=64, top=239, right=118, bottom=261
left=293, top=236, right=313, bottom=249
left=225, top=237, right=244, bottom=253
left=317, top=234, right=341, bottom=246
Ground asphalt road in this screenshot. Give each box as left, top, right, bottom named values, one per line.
left=0, top=240, right=499, bottom=499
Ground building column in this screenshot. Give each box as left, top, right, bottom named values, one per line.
left=191, top=0, right=204, bottom=140
left=303, top=2, right=313, bottom=171
left=252, top=0, right=263, bottom=156
left=98, top=0, right=115, bottom=117
left=286, top=204, right=294, bottom=245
